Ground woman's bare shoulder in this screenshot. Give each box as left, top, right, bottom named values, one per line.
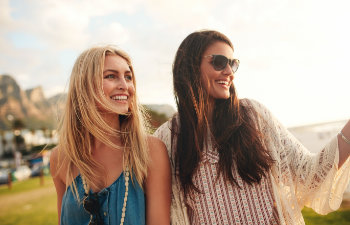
left=50, top=146, right=69, bottom=183
left=147, top=136, right=166, bottom=151
left=147, top=136, right=169, bottom=161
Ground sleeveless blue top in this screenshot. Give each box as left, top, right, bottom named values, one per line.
left=60, top=173, right=145, bottom=225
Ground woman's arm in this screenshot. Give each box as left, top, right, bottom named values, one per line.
left=338, top=120, right=350, bottom=168
left=50, top=147, right=66, bottom=225
left=248, top=99, right=350, bottom=213
left=145, top=136, right=171, bottom=225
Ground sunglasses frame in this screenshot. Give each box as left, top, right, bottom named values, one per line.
left=83, top=193, right=104, bottom=225
left=204, top=54, right=240, bottom=73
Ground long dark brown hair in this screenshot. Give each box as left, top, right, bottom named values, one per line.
left=172, top=30, right=274, bottom=198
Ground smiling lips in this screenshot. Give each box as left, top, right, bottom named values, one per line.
left=111, top=95, right=128, bottom=102
left=216, top=80, right=230, bottom=88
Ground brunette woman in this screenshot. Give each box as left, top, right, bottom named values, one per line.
left=154, top=30, right=350, bottom=225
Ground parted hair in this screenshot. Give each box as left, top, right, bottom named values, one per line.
left=57, top=45, right=149, bottom=198
left=172, top=30, right=274, bottom=198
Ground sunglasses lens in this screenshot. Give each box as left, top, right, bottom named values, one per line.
left=209, top=55, right=239, bottom=72
left=231, top=59, right=239, bottom=72
left=212, top=55, right=228, bottom=71
left=83, top=196, right=99, bottom=214
left=83, top=194, right=104, bottom=225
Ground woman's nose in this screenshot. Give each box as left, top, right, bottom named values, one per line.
left=117, top=78, right=127, bottom=90
left=222, top=64, right=233, bottom=76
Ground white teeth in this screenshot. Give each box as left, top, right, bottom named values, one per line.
left=216, top=80, right=229, bottom=85
left=111, top=95, right=128, bottom=100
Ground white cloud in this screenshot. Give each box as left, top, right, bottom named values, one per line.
left=144, top=0, right=216, bottom=29
left=4, top=0, right=144, bottom=50
left=20, top=1, right=90, bottom=49
left=16, top=73, right=30, bottom=83
left=0, top=0, right=13, bottom=28
left=88, top=22, right=130, bottom=47
left=1, top=0, right=350, bottom=127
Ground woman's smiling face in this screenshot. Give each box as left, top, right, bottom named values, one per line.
left=200, top=41, right=235, bottom=100
left=102, top=54, right=135, bottom=114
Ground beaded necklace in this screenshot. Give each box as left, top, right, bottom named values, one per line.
left=81, top=166, right=129, bottom=225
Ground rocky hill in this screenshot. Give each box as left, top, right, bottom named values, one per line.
left=0, top=74, right=61, bottom=130
left=0, top=74, right=176, bottom=130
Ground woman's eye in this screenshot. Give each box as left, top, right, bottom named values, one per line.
left=104, top=74, right=115, bottom=79
left=125, top=75, right=133, bottom=81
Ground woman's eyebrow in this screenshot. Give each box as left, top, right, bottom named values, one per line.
left=103, top=69, right=119, bottom=74
left=103, top=69, right=131, bottom=74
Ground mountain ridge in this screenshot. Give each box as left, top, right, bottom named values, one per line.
left=0, top=74, right=176, bottom=130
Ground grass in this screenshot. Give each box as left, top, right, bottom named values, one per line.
left=302, top=206, right=350, bottom=225
left=0, top=176, right=51, bottom=195
left=0, top=177, right=349, bottom=225
left=0, top=176, right=58, bottom=225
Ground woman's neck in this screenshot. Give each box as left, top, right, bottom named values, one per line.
left=101, top=112, right=121, bottom=130
left=93, top=136, right=122, bottom=151
left=92, top=112, right=123, bottom=151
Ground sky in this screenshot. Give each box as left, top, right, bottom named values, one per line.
left=0, top=0, right=349, bottom=127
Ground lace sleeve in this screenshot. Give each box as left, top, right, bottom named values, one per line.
left=153, top=120, right=191, bottom=225
left=153, top=121, right=173, bottom=158
left=246, top=98, right=350, bottom=214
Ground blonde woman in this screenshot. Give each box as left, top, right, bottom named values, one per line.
left=50, top=46, right=171, bottom=225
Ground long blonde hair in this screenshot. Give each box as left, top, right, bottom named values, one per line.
left=57, top=45, right=150, bottom=197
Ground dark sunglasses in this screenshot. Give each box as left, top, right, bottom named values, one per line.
left=205, top=55, right=240, bottom=72
left=83, top=193, right=104, bottom=225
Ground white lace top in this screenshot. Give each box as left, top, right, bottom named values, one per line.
left=153, top=98, right=350, bottom=225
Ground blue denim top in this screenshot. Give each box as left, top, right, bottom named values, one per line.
left=60, top=172, right=145, bottom=225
